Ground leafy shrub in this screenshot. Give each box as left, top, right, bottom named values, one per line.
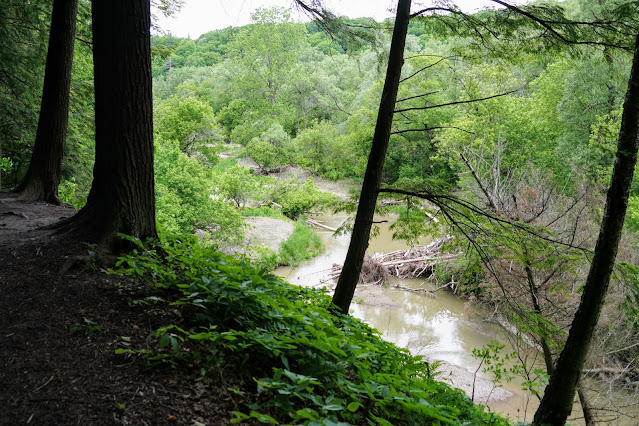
left=154, top=90, right=223, bottom=153
left=58, top=177, right=87, bottom=209
left=626, top=195, right=639, bottom=232
left=245, top=123, right=294, bottom=170
left=155, top=141, right=244, bottom=243
left=433, top=253, right=486, bottom=297
left=277, top=179, right=337, bottom=220
left=214, top=164, right=258, bottom=208
left=111, top=233, right=508, bottom=425
left=245, top=137, right=278, bottom=170
left=295, top=120, right=338, bottom=175
left=279, top=220, right=322, bottom=266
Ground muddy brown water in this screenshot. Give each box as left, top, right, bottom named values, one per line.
left=275, top=213, right=637, bottom=424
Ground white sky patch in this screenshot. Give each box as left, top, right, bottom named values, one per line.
left=154, top=0, right=522, bottom=39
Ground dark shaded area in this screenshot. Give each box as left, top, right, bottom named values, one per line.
left=0, top=194, right=239, bottom=424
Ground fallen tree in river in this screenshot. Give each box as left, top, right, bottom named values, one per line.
left=329, top=236, right=459, bottom=285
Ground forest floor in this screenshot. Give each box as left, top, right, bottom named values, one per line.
left=0, top=192, right=240, bottom=425
left=0, top=186, right=508, bottom=424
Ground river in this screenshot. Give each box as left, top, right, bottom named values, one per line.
left=275, top=213, right=637, bottom=425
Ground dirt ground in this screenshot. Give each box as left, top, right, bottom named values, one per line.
left=0, top=192, right=241, bottom=425
left=238, top=216, right=295, bottom=254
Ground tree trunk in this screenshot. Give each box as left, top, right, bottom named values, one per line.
left=533, top=32, right=639, bottom=425
left=55, top=0, right=157, bottom=252
left=13, top=0, right=78, bottom=204
left=331, top=0, right=411, bottom=314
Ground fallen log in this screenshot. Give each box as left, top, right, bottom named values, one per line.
left=307, top=219, right=337, bottom=232
left=330, top=236, right=459, bottom=284
left=379, top=253, right=457, bottom=267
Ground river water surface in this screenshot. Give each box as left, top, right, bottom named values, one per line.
left=275, top=213, right=636, bottom=424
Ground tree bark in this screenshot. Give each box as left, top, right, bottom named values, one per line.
left=13, top=0, right=78, bottom=204
left=533, top=32, right=639, bottom=425
left=331, top=0, right=411, bottom=314
left=55, top=0, right=157, bottom=252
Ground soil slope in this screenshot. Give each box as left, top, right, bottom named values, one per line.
left=0, top=193, right=238, bottom=425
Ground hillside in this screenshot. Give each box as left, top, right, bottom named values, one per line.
left=0, top=193, right=505, bottom=425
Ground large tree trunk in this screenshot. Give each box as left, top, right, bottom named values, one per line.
left=533, top=32, right=639, bottom=425
left=331, top=0, right=411, bottom=314
left=55, top=0, right=157, bottom=252
left=13, top=0, right=78, bottom=204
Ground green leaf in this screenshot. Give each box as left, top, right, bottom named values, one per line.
left=346, top=401, right=361, bottom=412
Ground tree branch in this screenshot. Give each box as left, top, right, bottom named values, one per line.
left=460, top=152, right=497, bottom=210
left=394, top=90, right=517, bottom=113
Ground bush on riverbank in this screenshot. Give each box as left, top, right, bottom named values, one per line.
left=279, top=219, right=323, bottom=267
left=242, top=207, right=324, bottom=269
left=111, top=232, right=509, bottom=425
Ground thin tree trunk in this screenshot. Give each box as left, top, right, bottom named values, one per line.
left=54, top=0, right=157, bottom=252
left=14, top=0, right=78, bottom=204
left=523, top=263, right=555, bottom=375
left=577, top=385, right=596, bottom=426
left=331, top=0, right=411, bottom=314
left=533, top=32, right=639, bottom=425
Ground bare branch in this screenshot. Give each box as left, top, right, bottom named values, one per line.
left=396, top=91, right=440, bottom=103
left=390, top=125, right=474, bottom=135
left=394, top=90, right=517, bottom=114
left=400, top=57, right=449, bottom=83
left=460, top=152, right=497, bottom=211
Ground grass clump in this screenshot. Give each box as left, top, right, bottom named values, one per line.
left=241, top=208, right=323, bottom=268
left=111, top=233, right=508, bottom=425
left=279, top=219, right=322, bottom=267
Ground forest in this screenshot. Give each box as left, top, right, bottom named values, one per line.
left=1, top=0, right=638, bottom=424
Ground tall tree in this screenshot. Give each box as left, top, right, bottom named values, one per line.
left=533, top=32, right=639, bottom=426
left=0, top=0, right=49, bottom=187
left=13, top=0, right=78, bottom=204
left=226, top=7, right=305, bottom=111
left=331, top=0, right=411, bottom=314
left=56, top=0, right=157, bottom=251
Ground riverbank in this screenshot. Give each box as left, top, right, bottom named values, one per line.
left=0, top=194, right=506, bottom=425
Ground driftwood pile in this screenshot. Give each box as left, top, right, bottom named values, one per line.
left=329, top=236, right=459, bottom=285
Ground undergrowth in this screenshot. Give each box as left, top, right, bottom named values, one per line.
left=110, top=232, right=508, bottom=425
left=279, top=220, right=322, bottom=267
left=241, top=210, right=324, bottom=269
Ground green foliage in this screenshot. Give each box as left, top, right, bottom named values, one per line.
left=295, top=120, right=338, bottom=175
left=217, top=99, right=249, bottom=135
left=293, top=120, right=364, bottom=180
left=244, top=123, right=294, bottom=170
left=627, top=196, right=639, bottom=232
left=279, top=220, right=323, bottom=267
left=0, top=157, right=15, bottom=189
left=472, top=341, right=549, bottom=401
left=71, top=318, right=103, bottom=337
left=0, top=0, right=49, bottom=186
left=226, top=7, right=307, bottom=116
left=154, top=88, right=222, bottom=153
left=276, top=179, right=337, bottom=220
left=242, top=206, right=286, bottom=219
left=245, top=136, right=279, bottom=170
left=58, top=178, right=87, bottom=209
left=111, top=233, right=508, bottom=425
left=471, top=341, right=516, bottom=392
left=433, top=252, right=486, bottom=296
left=154, top=141, right=244, bottom=242
left=617, top=262, right=639, bottom=325
left=214, top=164, right=258, bottom=208
left=387, top=199, right=438, bottom=247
